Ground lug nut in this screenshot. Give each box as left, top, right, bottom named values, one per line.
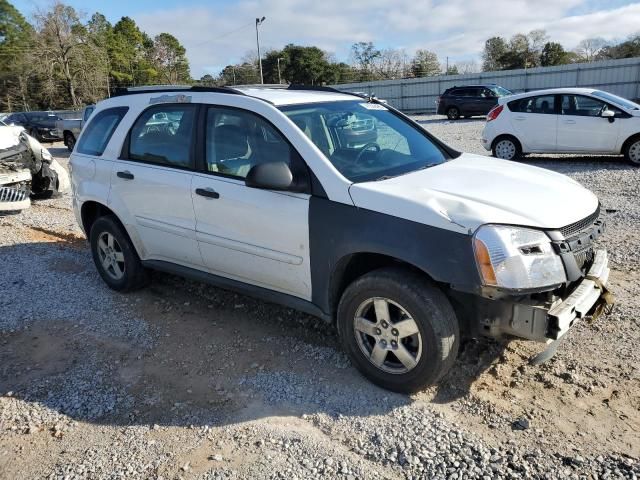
left=381, top=321, right=388, bottom=329
left=375, top=328, right=382, bottom=335
left=380, top=339, right=387, bottom=347
left=391, top=340, right=398, bottom=348
left=391, top=328, right=399, bottom=336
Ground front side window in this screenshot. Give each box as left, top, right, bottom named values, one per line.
left=76, top=107, right=128, bottom=156
left=280, top=100, right=449, bottom=182
left=561, top=95, right=614, bottom=117
left=508, top=95, right=556, bottom=114
left=128, top=104, right=196, bottom=168
left=205, top=107, right=300, bottom=179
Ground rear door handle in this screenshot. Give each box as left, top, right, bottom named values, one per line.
left=116, top=170, right=134, bottom=180
left=195, top=187, right=220, bottom=199
left=564, top=119, right=576, bottom=124
left=514, top=116, right=526, bottom=121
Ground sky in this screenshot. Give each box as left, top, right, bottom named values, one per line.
left=12, top=0, right=640, bottom=78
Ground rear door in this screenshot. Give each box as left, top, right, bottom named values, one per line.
left=109, top=103, right=203, bottom=268
left=507, top=94, right=558, bottom=151
left=458, top=88, right=480, bottom=115
left=478, top=87, right=499, bottom=115
left=556, top=94, right=621, bottom=152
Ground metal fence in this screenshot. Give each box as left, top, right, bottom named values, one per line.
left=332, top=57, right=640, bottom=114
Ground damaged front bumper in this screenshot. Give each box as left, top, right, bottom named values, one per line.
left=478, top=249, right=613, bottom=343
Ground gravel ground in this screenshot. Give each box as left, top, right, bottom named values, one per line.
left=0, top=122, right=638, bottom=479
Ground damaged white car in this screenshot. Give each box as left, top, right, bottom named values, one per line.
left=0, top=122, right=70, bottom=213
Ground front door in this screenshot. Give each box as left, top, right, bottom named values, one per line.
left=109, top=103, right=203, bottom=268
left=191, top=105, right=312, bottom=299
left=556, top=94, right=621, bottom=152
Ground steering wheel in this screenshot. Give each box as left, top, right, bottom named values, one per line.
left=354, top=142, right=381, bottom=165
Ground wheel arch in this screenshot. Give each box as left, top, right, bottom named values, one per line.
left=621, top=132, right=640, bottom=155
left=328, top=252, right=441, bottom=321
left=80, top=200, right=142, bottom=256
left=491, top=133, right=523, bottom=153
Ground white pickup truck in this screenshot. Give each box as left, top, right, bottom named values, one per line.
left=54, top=105, right=95, bottom=151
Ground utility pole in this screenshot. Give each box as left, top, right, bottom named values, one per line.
left=277, top=57, right=284, bottom=84
left=255, top=16, right=266, bottom=84
left=446, top=56, right=449, bottom=75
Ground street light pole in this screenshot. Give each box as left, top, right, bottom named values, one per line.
left=255, top=16, right=266, bottom=84
left=277, top=57, right=284, bottom=84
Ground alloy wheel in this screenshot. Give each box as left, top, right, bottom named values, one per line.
left=97, top=232, right=126, bottom=280
left=353, top=297, right=422, bottom=374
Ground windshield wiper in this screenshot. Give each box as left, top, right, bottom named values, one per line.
left=373, top=163, right=439, bottom=181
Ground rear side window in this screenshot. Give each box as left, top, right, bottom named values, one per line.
left=76, top=107, right=128, bottom=156
left=127, top=104, right=197, bottom=169
left=508, top=95, right=556, bottom=114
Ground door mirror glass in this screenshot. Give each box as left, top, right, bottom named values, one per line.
left=601, top=109, right=615, bottom=118
left=245, top=161, right=293, bottom=191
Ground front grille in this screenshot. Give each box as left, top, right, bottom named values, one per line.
left=0, top=186, right=28, bottom=203
left=560, top=205, right=600, bottom=238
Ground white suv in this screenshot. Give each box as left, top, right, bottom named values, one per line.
left=482, top=87, right=640, bottom=164
left=70, top=85, right=613, bottom=392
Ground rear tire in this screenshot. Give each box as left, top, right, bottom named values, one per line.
left=492, top=136, right=521, bottom=160
left=446, top=107, right=460, bottom=120
left=623, top=136, right=640, bottom=166
left=90, top=215, right=149, bottom=292
left=64, top=132, right=76, bottom=152
left=337, top=267, right=459, bottom=393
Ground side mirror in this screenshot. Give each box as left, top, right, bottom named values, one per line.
left=601, top=109, right=615, bottom=118
left=245, top=161, right=293, bottom=191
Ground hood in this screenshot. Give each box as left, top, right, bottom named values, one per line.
left=0, top=125, right=23, bottom=149
left=348, top=153, right=599, bottom=234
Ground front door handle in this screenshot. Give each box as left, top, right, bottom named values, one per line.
left=195, top=187, right=220, bottom=199
left=117, top=170, right=134, bottom=180
left=564, top=119, right=576, bottom=124
left=514, top=116, right=526, bottom=121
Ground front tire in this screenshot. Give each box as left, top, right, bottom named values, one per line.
left=446, top=107, right=460, bottom=120
left=624, top=136, right=640, bottom=166
left=90, top=215, right=149, bottom=292
left=337, top=267, right=459, bottom=393
left=492, top=136, right=521, bottom=160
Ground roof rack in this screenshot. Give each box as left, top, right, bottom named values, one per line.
left=112, top=85, right=247, bottom=97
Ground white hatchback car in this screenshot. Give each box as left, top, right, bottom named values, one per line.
left=71, top=85, right=613, bottom=392
left=482, top=88, right=640, bottom=165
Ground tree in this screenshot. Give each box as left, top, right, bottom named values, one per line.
left=109, top=16, right=156, bottom=87
left=456, top=60, right=480, bottom=74
left=152, top=33, right=190, bottom=84
left=199, top=74, right=215, bottom=86
left=281, top=44, right=330, bottom=85
left=411, top=49, right=440, bottom=77
left=0, top=0, right=36, bottom=111
left=445, top=65, right=459, bottom=75
left=576, top=37, right=607, bottom=62
left=540, top=42, right=569, bottom=66
left=375, top=48, right=409, bottom=79
left=482, top=37, right=508, bottom=71
left=350, top=41, right=380, bottom=80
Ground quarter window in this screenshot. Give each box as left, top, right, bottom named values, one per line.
left=76, top=107, right=128, bottom=156
left=204, top=107, right=299, bottom=179
left=128, top=104, right=196, bottom=168
left=508, top=95, right=556, bottom=114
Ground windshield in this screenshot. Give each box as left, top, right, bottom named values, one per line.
left=490, top=86, right=512, bottom=97
left=592, top=90, right=640, bottom=110
left=279, top=100, right=449, bottom=182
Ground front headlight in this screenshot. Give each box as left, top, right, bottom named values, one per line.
left=41, top=148, right=52, bottom=162
left=473, top=225, right=566, bottom=289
